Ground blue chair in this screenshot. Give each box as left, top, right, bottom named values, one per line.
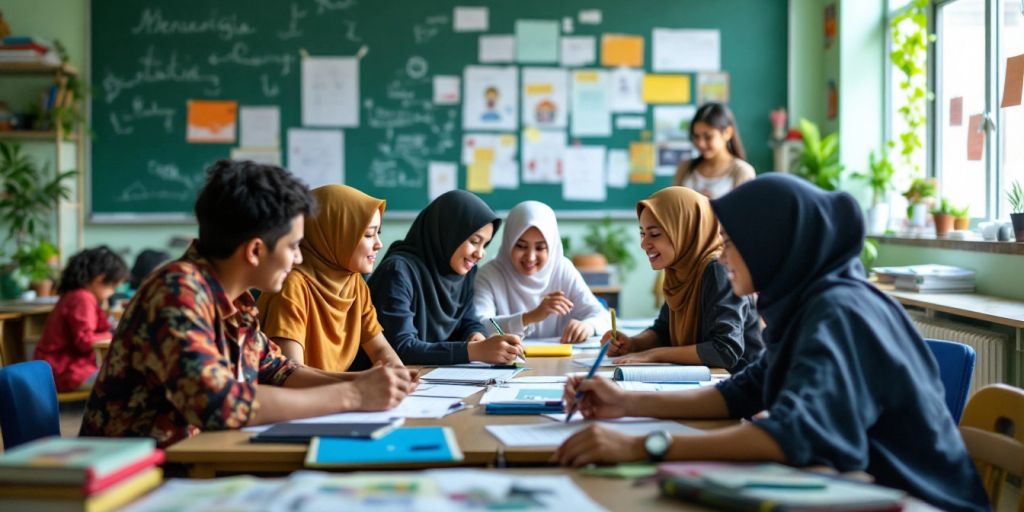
left=0, top=360, right=61, bottom=449
left=925, top=338, right=976, bottom=424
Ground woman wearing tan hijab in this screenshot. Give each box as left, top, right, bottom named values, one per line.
left=258, top=185, right=404, bottom=372
left=601, top=187, right=763, bottom=372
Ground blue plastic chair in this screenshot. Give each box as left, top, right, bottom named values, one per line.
left=925, top=338, right=976, bottom=424
left=0, top=360, right=61, bottom=449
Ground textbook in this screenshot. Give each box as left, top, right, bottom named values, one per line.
left=250, top=418, right=404, bottom=443
left=612, top=365, right=712, bottom=382
left=658, top=462, right=905, bottom=511
left=0, top=437, right=158, bottom=487
left=305, top=426, right=463, bottom=468
left=0, top=467, right=162, bottom=512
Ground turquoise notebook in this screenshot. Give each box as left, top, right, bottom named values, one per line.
left=305, top=426, right=463, bottom=468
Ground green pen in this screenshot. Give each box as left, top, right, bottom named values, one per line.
left=489, top=318, right=526, bottom=364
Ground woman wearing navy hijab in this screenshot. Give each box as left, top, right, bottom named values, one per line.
left=553, top=174, right=987, bottom=512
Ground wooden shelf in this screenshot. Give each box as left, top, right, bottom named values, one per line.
left=0, top=131, right=78, bottom=142
left=0, top=62, right=77, bottom=76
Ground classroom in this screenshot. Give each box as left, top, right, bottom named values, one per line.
left=0, top=0, right=1020, bottom=510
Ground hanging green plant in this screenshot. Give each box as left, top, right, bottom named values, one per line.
left=889, top=0, right=934, bottom=176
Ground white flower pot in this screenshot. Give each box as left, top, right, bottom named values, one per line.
left=867, top=203, right=890, bottom=235
left=909, top=203, right=930, bottom=228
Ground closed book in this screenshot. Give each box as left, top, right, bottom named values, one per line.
left=613, top=365, right=711, bottom=382
left=305, top=426, right=463, bottom=468
left=0, top=466, right=162, bottom=512
left=523, top=344, right=573, bottom=357
left=250, top=419, right=404, bottom=443
left=485, top=401, right=564, bottom=414
left=0, top=437, right=157, bottom=487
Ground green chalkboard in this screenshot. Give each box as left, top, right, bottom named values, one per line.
left=90, top=0, right=787, bottom=220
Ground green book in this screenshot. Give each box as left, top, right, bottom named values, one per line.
left=0, top=437, right=156, bottom=486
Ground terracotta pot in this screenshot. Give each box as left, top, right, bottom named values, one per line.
left=571, top=253, right=608, bottom=271
left=30, top=279, right=54, bottom=297
left=933, top=214, right=954, bottom=236
left=953, top=217, right=970, bottom=231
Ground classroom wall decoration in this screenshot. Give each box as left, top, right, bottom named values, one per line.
left=89, top=0, right=787, bottom=219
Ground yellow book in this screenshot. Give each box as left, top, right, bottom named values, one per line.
left=0, top=467, right=162, bottom=512
left=523, top=344, right=573, bottom=357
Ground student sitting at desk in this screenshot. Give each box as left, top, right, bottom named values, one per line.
left=257, top=185, right=403, bottom=371
left=368, top=190, right=522, bottom=365
left=34, top=246, right=128, bottom=392
left=601, top=187, right=763, bottom=372
left=672, top=102, right=755, bottom=199
left=80, top=161, right=415, bottom=448
left=474, top=200, right=610, bottom=343
left=553, top=175, right=988, bottom=512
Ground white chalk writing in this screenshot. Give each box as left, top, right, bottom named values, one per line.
left=102, top=46, right=221, bottom=103
left=129, top=8, right=256, bottom=41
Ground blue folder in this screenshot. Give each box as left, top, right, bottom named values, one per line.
left=485, top=401, right=565, bottom=415
left=305, top=426, right=463, bottom=468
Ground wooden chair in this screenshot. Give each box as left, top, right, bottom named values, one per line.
left=959, top=384, right=1024, bottom=511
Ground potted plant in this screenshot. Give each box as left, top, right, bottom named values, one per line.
left=12, top=240, right=58, bottom=296
left=1008, top=180, right=1024, bottom=242
left=931, top=198, right=956, bottom=237
left=854, top=149, right=896, bottom=234
left=902, top=177, right=936, bottom=228
left=792, top=118, right=844, bottom=191
left=574, top=217, right=635, bottom=282
left=951, top=204, right=970, bottom=231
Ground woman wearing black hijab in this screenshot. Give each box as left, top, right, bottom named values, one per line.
left=368, top=190, right=523, bottom=365
left=553, top=175, right=987, bottom=512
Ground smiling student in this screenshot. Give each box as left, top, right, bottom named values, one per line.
left=474, top=201, right=610, bottom=343
left=553, top=175, right=988, bottom=512
left=367, top=190, right=522, bottom=365
left=80, top=161, right=415, bottom=448
left=673, top=102, right=755, bottom=199
left=257, top=185, right=404, bottom=372
left=601, top=187, right=762, bottom=371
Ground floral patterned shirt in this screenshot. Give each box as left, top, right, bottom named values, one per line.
left=80, top=244, right=298, bottom=448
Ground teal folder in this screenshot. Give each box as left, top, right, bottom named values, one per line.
left=305, top=426, right=463, bottom=468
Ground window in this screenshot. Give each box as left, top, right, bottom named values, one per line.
left=998, top=1, right=1024, bottom=215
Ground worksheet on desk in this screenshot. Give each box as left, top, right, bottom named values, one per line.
left=486, top=420, right=702, bottom=447
left=242, top=396, right=464, bottom=433
left=480, top=385, right=565, bottom=404
left=522, top=336, right=602, bottom=349
left=412, top=384, right=485, bottom=399
left=420, top=367, right=522, bottom=384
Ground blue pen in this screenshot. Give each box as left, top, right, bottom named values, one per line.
left=565, top=309, right=615, bottom=423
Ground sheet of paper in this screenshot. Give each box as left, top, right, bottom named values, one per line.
left=1001, top=53, right=1024, bottom=108
left=653, top=28, right=721, bottom=72
left=654, top=105, right=697, bottom=142
left=578, top=9, right=602, bottom=24
left=427, top=471, right=606, bottom=512
left=302, top=56, right=359, bottom=127
left=421, top=367, right=521, bottom=384
left=563, top=146, right=607, bottom=202
left=629, top=141, right=655, bottom=183
left=949, top=96, right=963, bottom=126
left=516, top=20, right=560, bottom=63
left=522, top=68, right=569, bottom=129
left=428, top=161, right=457, bottom=200
left=615, top=116, right=645, bottom=130
left=509, top=375, right=569, bottom=384
left=453, top=6, right=488, bottom=32
left=239, top=106, right=279, bottom=148
left=231, top=148, right=282, bottom=166
left=433, top=75, right=461, bottom=105
left=523, top=336, right=601, bottom=348
left=560, top=36, right=595, bottom=67
left=412, top=384, right=485, bottom=399
left=601, top=34, right=644, bottom=68
left=543, top=413, right=662, bottom=423
left=571, top=70, right=611, bottom=137
left=480, top=385, right=565, bottom=404
left=479, top=35, right=515, bottom=63
left=461, top=133, right=518, bottom=189
left=572, top=356, right=674, bottom=368
left=562, top=17, right=574, bottom=34
left=616, top=381, right=712, bottom=392
left=486, top=420, right=702, bottom=447
left=287, top=128, right=344, bottom=188
left=294, top=396, right=463, bottom=421
left=121, top=477, right=277, bottom=511
left=642, top=74, right=691, bottom=104
left=696, top=71, right=730, bottom=104
left=967, top=114, right=984, bottom=161
left=657, top=142, right=693, bottom=176
left=186, top=100, right=237, bottom=143
left=607, top=149, right=629, bottom=188
left=522, top=130, right=566, bottom=183
left=463, top=66, right=519, bottom=131
left=467, top=162, right=492, bottom=193
left=610, top=67, right=646, bottom=113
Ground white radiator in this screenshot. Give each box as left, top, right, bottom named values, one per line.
left=908, top=311, right=1007, bottom=395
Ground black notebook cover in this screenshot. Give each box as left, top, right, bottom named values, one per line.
left=250, top=419, right=403, bottom=444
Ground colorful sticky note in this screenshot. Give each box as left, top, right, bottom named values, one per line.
left=642, top=74, right=691, bottom=104
left=1001, top=54, right=1024, bottom=108
left=601, top=34, right=644, bottom=68
left=473, top=147, right=496, bottom=164
left=186, top=100, right=237, bottom=143
left=949, top=97, right=963, bottom=126
left=467, top=161, right=493, bottom=193
left=967, top=114, right=984, bottom=161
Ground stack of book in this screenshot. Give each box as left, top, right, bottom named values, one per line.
left=0, top=437, right=164, bottom=512
left=874, top=264, right=976, bottom=293
left=0, top=36, right=61, bottom=66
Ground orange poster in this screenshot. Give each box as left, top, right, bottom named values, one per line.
left=601, top=34, right=644, bottom=68
left=187, top=100, right=238, bottom=143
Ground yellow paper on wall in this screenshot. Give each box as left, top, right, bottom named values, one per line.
left=642, top=74, right=691, bottom=104
left=473, top=147, right=496, bottom=163
left=467, top=161, right=493, bottom=193
left=629, top=141, right=655, bottom=183
left=601, top=34, right=644, bottom=67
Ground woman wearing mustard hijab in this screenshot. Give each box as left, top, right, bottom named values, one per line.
left=257, top=185, right=403, bottom=372
left=602, top=186, right=762, bottom=372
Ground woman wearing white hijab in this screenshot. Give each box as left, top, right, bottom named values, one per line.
left=475, top=201, right=610, bottom=343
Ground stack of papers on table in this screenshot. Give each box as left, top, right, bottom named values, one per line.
left=486, top=419, right=703, bottom=448
left=421, top=367, right=523, bottom=384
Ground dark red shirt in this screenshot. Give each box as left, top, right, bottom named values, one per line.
left=34, top=288, right=111, bottom=392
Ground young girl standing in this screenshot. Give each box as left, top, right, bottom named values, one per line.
left=34, top=246, right=128, bottom=392
left=673, top=102, right=755, bottom=199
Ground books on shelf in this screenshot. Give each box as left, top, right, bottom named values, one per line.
left=874, top=264, right=976, bottom=292
left=0, top=36, right=60, bottom=66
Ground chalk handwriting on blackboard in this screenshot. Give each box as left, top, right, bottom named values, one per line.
left=342, top=20, right=362, bottom=43
left=147, top=160, right=203, bottom=190
left=413, top=15, right=448, bottom=45
left=109, top=113, right=133, bottom=135
left=130, top=8, right=256, bottom=41
left=117, top=182, right=192, bottom=203
left=102, top=47, right=221, bottom=102
left=405, top=56, right=428, bottom=80
left=278, top=3, right=308, bottom=40
left=261, top=74, right=281, bottom=97
left=208, top=42, right=297, bottom=75
left=110, top=97, right=176, bottom=133
left=315, top=0, right=357, bottom=14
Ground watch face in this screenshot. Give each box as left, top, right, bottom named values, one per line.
left=645, top=432, right=669, bottom=455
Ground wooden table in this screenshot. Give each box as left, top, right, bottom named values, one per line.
left=166, top=357, right=734, bottom=478
left=0, top=301, right=55, bottom=365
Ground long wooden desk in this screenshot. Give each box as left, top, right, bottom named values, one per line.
left=166, top=357, right=734, bottom=478
left=0, top=300, right=55, bottom=365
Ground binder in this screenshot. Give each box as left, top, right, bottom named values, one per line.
left=250, top=418, right=404, bottom=444
left=485, top=401, right=565, bottom=415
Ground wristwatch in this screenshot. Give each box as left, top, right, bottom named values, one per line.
left=644, top=430, right=673, bottom=462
